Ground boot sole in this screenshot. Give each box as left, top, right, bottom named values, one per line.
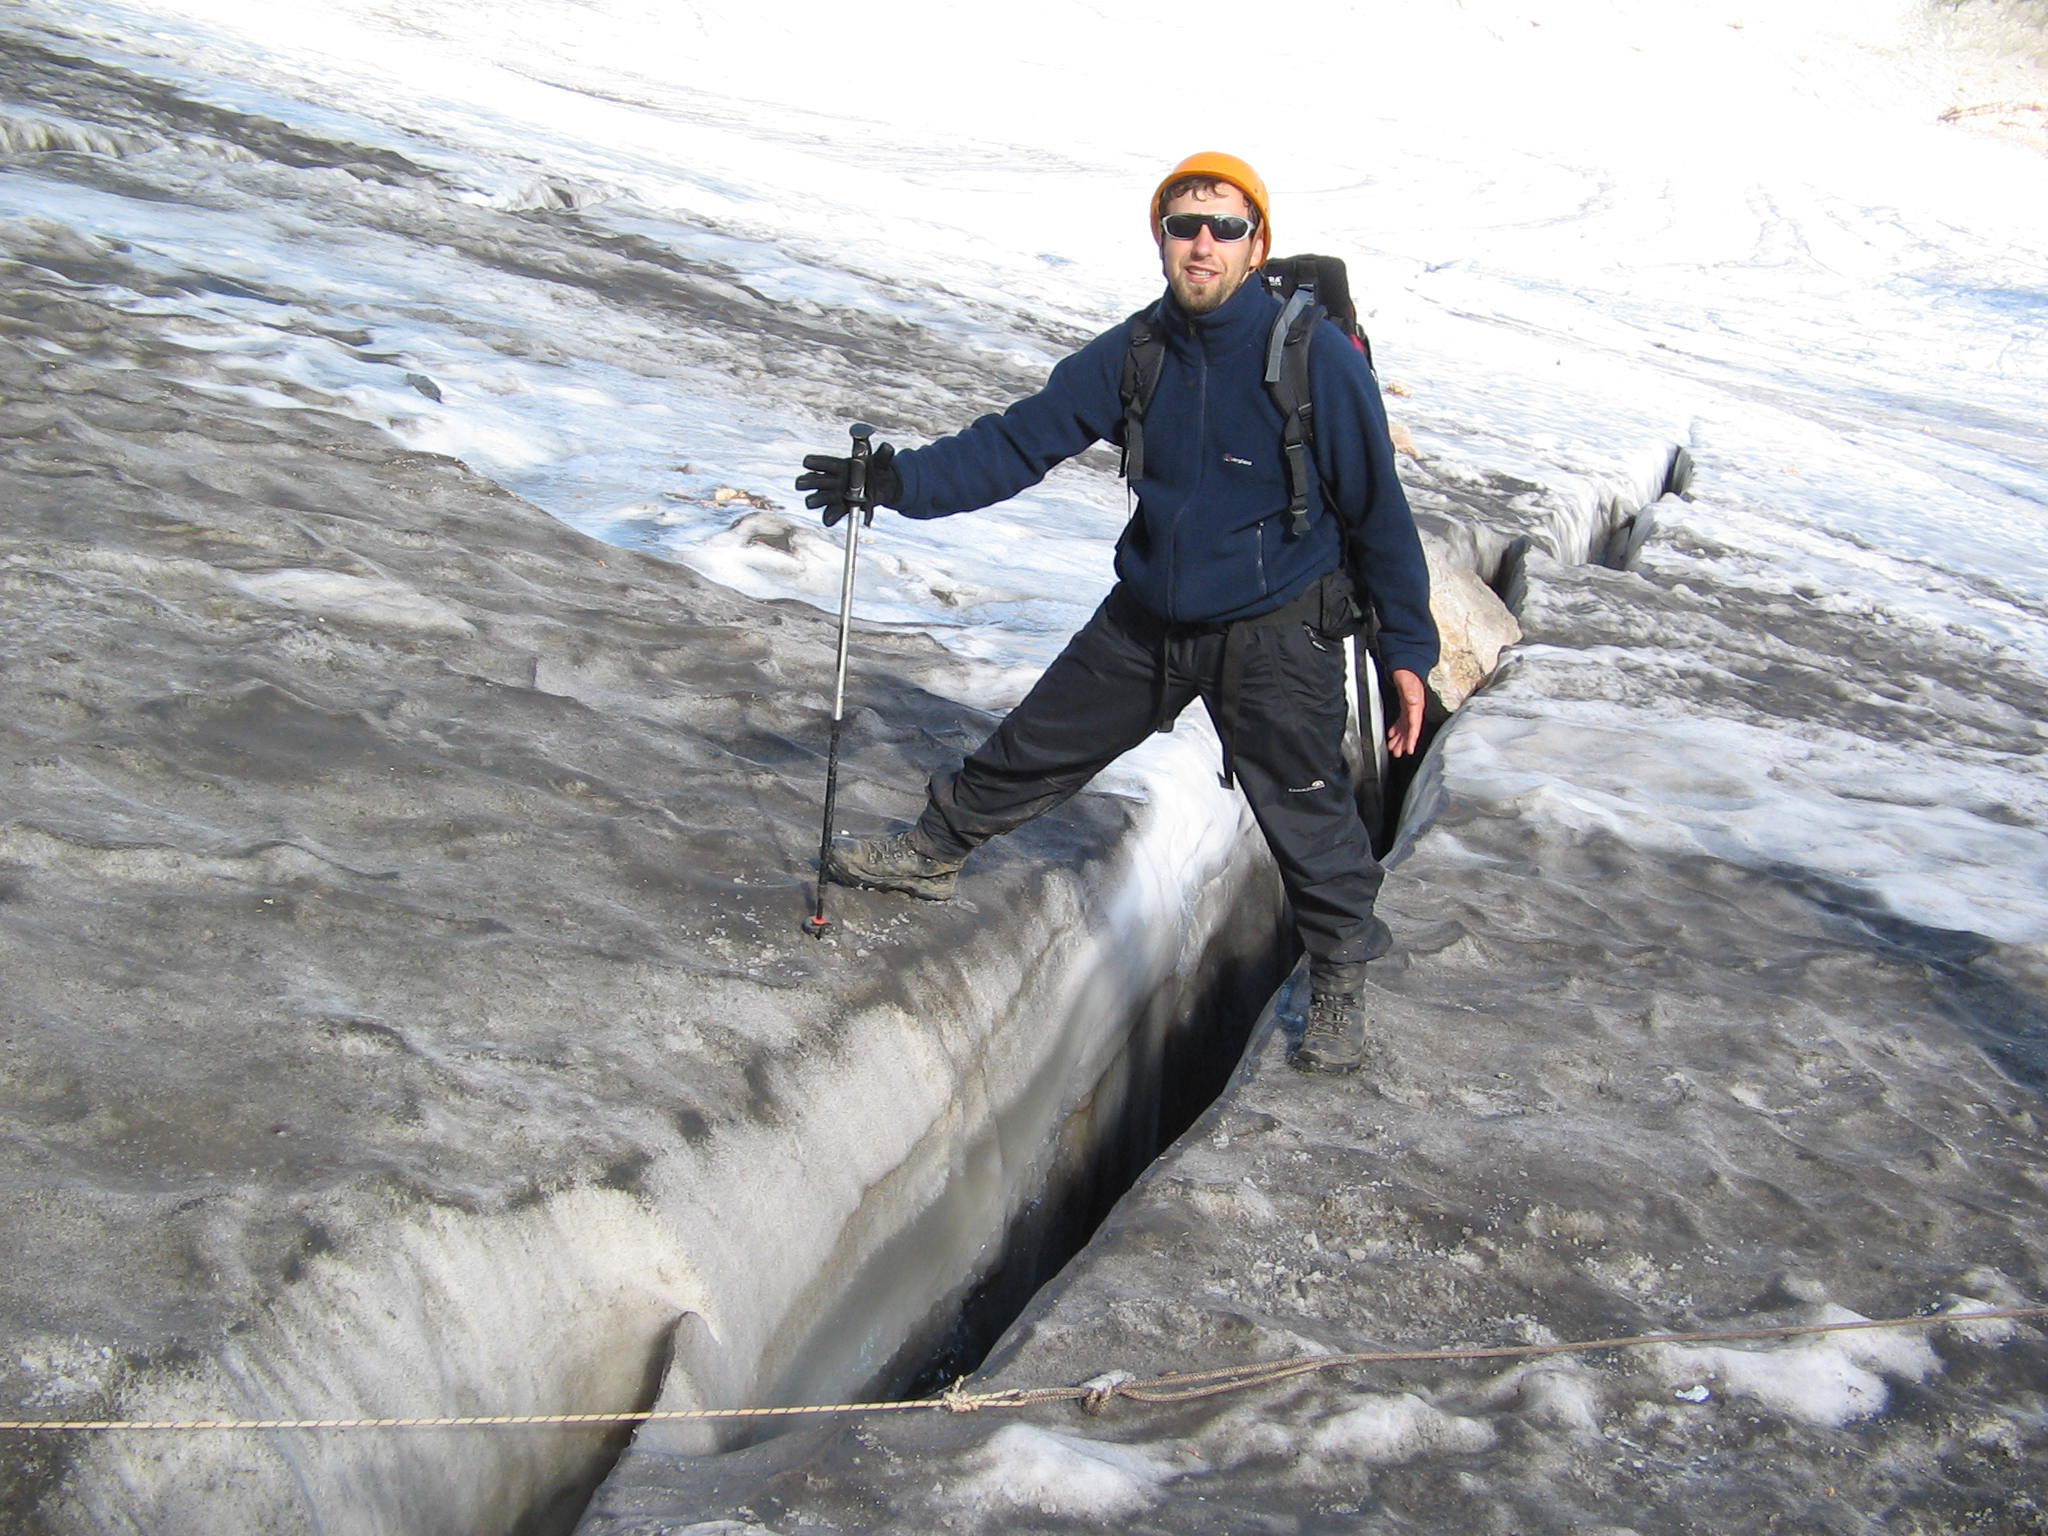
left=823, top=861, right=956, bottom=901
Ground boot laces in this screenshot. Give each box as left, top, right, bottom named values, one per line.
left=1304, top=993, right=1358, bottom=1044
left=860, top=832, right=958, bottom=877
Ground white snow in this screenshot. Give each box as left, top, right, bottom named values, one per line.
left=1648, top=1304, right=1943, bottom=1428
left=1305, top=1390, right=1499, bottom=1464
left=953, top=1422, right=1194, bottom=1521
left=1478, top=1362, right=1609, bottom=1435
left=1444, top=700, right=2048, bottom=946
left=1939, top=1295, right=2028, bottom=1345
left=33, top=0, right=2045, bottom=673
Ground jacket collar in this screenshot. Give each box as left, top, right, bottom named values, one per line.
left=1158, top=272, right=1277, bottom=348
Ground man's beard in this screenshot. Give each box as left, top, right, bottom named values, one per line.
left=1170, top=266, right=1243, bottom=314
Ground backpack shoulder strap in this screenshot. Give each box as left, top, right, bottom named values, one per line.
left=1264, top=286, right=1325, bottom=539
left=1117, top=303, right=1168, bottom=483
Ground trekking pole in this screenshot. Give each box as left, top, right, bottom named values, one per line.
left=806, top=423, right=874, bottom=938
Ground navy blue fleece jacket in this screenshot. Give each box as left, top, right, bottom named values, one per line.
left=889, top=277, right=1439, bottom=679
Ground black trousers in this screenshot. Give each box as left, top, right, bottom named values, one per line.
left=915, top=583, right=1392, bottom=971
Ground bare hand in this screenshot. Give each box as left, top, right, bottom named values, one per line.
left=1386, top=668, right=1426, bottom=758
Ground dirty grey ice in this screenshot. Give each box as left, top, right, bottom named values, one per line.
left=3, top=2, right=2047, bottom=1534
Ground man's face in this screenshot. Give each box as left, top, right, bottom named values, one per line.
left=1157, top=181, right=1268, bottom=315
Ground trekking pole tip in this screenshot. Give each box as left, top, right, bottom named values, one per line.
left=804, top=912, right=832, bottom=939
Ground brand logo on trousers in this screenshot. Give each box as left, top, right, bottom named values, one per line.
left=1286, top=779, right=1327, bottom=794
left=1223, top=454, right=1253, bottom=467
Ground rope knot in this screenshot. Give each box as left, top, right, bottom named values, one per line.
left=940, top=1376, right=979, bottom=1414
left=1078, top=1371, right=1134, bottom=1417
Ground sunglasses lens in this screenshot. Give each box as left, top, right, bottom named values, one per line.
left=1162, top=213, right=1252, bottom=242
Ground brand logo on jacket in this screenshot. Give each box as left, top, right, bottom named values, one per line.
left=1223, top=453, right=1252, bottom=467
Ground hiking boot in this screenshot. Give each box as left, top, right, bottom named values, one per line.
left=1291, top=987, right=1372, bottom=1074
left=824, top=829, right=964, bottom=901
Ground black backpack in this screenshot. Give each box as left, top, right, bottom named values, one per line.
left=1116, top=254, right=1376, bottom=540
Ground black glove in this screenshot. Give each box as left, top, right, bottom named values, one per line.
left=796, top=441, right=900, bottom=528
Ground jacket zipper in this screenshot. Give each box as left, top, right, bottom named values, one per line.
left=1164, top=340, right=1208, bottom=623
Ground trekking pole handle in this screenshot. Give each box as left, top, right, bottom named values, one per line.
left=847, top=422, right=873, bottom=518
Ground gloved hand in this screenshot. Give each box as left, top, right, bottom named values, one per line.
left=796, top=441, right=900, bottom=528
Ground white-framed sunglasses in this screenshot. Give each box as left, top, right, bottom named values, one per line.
left=1159, top=212, right=1257, bottom=243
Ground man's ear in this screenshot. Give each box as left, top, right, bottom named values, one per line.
left=1253, top=231, right=1270, bottom=267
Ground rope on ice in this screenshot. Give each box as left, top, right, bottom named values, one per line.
left=2, top=1304, right=2040, bottom=1434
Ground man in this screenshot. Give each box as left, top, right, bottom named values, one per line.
left=796, top=152, right=1436, bottom=1075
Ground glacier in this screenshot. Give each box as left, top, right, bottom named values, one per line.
left=1, top=0, right=2045, bottom=1532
